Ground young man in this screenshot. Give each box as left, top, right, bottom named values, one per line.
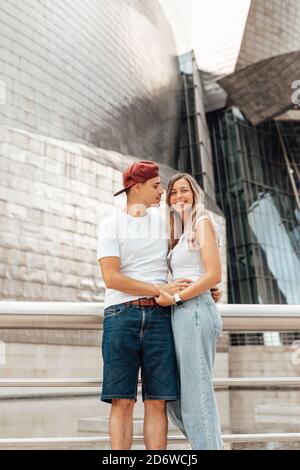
left=97, top=161, right=222, bottom=450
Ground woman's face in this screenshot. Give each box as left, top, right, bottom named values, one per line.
left=169, top=177, right=194, bottom=213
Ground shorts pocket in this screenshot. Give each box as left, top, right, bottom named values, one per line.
left=104, top=303, right=127, bottom=319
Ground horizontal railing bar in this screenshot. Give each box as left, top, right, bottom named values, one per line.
left=223, top=433, right=300, bottom=443
left=0, top=302, right=300, bottom=330
left=213, top=377, right=300, bottom=387
left=1, top=377, right=300, bottom=388
left=0, top=378, right=101, bottom=387
left=1, top=302, right=300, bottom=315
left=1, top=433, right=300, bottom=448
left=0, top=302, right=103, bottom=315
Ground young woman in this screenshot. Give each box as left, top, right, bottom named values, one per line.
left=155, top=173, right=224, bottom=450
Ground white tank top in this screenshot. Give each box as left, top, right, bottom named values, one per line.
left=168, top=215, right=221, bottom=281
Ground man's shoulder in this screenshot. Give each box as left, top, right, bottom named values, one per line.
left=148, top=207, right=167, bottom=222
left=98, top=210, right=123, bottom=239
left=100, top=208, right=124, bottom=225
left=100, top=213, right=117, bottom=225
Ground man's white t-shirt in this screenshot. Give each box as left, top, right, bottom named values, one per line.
left=97, top=208, right=169, bottom=309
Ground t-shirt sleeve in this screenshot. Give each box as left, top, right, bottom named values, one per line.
left=196, top=214, right=222, bottom=247
left=97, top=217, right=120, bottom=260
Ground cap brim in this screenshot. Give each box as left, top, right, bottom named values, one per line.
left=113, top=187, right=128, bottom=197
left=113, top=181, right=137, bottom=196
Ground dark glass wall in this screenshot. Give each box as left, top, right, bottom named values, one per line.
left=208, top=108, right=300, bottom=305
left=176, top=52, right=217, bottom=204
left=0, top=0, right=180, bottom=166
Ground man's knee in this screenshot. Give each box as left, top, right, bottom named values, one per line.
left=144, top=400, right=166, bottom=411
left=111, top=399, right=135, bottom=414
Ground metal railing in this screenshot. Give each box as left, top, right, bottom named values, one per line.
left=1, top=301, right=300, bottom=330
left=0, top=302, right=300, bottom=449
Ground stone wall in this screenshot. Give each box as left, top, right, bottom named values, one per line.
left=0, top=127, right=118, bottom=301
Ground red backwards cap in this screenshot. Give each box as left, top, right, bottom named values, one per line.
left=113, top=161, right=159, bottom=196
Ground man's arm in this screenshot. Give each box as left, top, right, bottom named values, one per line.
left=99, top=257, right=191, bottom=296
left=211, top=285, right=223, bottom=303
left=99, top=257, right=159, bottom=296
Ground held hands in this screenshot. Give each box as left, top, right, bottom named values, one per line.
left=155, top=279, right=192, bottom=307
left=155, top=286, right=175, bottom=307
left=154, top=283, right=223, bottom=306
left=159, top=279, right=192, bottom=295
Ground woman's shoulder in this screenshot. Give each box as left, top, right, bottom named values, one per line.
left=195, top=213, right=222, bottom=247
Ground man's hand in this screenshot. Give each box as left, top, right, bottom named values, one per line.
left=211, top=286, right=223, bottom=303
left=160, top=279, right=192, bottom=295
left=155, top=286, right=174, bottom=307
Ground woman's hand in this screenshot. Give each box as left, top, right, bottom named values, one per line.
left=159, top=279, right=192, bottom=295
left=155, top=286, right=174, bottom=307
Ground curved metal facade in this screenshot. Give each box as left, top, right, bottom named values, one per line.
left=0, top=0, right=180, bottom=166
left=236, top=0, right=300, bottom=71
left=219, top=0, right=300, bottom=124
left=219, top=50, right=300, bottom=125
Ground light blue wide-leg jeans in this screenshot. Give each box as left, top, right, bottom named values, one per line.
left=167, top=291, right=224, bottom=450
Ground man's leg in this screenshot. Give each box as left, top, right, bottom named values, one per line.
left=143, top=400, right=168, bottom=450
left=109, top=399, right=135, bottom=450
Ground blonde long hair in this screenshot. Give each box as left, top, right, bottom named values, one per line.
left=166, top=173, right=206, bottom=251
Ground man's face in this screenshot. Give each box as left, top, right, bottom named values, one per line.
left=137, top=176, right=164, bottom=207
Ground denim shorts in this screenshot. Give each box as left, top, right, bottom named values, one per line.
left=101, top=302, right=180, bottom=403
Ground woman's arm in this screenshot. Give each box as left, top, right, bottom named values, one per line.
left=179, top=219, right=221, bottom=301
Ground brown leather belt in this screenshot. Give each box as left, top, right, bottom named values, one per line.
left=126, top=297, right=157, bottom=307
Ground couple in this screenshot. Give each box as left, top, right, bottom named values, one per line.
left=97, top=160, right=223, bottom=450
